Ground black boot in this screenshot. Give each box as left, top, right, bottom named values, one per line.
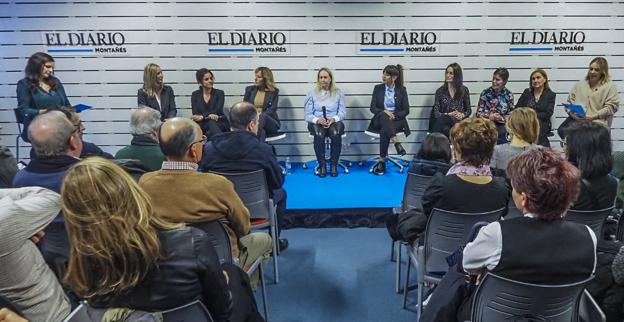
left=374, top=160, right=386, bottom=175
left=318, top=160, right=327, bottom=178
left=330, top=160, right=338, bottom=177
left=394, top=142, right=407, bottom=156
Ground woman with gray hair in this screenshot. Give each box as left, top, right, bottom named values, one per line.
left=115, top=107, right=166, bottom=171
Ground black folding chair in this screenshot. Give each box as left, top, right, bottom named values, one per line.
left=566, top=206, right=614, bottom=239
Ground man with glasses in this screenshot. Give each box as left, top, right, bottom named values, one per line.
left=139, top=117, right=272, bottom=287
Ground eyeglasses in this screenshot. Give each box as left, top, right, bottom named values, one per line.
left=187, top=135, right=207, bottom=150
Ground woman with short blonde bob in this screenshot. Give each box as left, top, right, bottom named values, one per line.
left=138, top=63, right=177, bottom=121
left=490, top=107, right=540, bottom=172
left=61, top=157, right=235, bottom=319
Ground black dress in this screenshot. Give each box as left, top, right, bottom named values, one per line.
left=191, top=88, right=230, bottom=139
left=516, top=88, right=556, bottom=147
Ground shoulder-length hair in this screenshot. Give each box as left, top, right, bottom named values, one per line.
left=585, top=57, right=611, bottom=84
left=506, top=107, right=540, bottom=144
left=62, top=157, right=182, bottom=302
left=195, top=68, right=214, bottom=85
left=255, top=66, right=277, bottom=91
left=314, top=67, right=337, bottom=97
left=565, top=121, right=613, bottom=179
left=443, top=62, right=464, bottom=99
left=416, top=132, right=452, bottom=163
left=142, top=63, right=163, bottom=97
left=383, top=64, right=405, bottom=87
left=24, top=52, right=59, bottom=91
left=529, top=68, right=550, bottom=91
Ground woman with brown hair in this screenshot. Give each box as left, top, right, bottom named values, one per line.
left=137, top=63, right=177, bottom=121
left=243, top=66, right=280, bottom=140
left=62, top=157, right=263, bottom=321
left=516, top=69, right=556, bottom=146
left=490, top=107, right=540, bottom=172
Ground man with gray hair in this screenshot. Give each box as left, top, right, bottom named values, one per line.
left=115, top=106, right=165, bottom=171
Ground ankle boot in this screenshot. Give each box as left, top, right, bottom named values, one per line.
left=394, top=142, right=407, bottom=156
left=374, top=160, right=386, bottom=175
left=330, top=160, right=338, bottom=177
left=318, top=160, right=327, bottom=178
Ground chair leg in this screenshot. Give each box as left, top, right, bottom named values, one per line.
left=417, top=279, right=423, bottom=320
left=271, top=222, right=279, bottom=284
left=15, top=135, right=20, bottom=162
left=390, top=240, right=396, bottom=262
left=402, top=255, right=411, bottom=309
left=387, top=157, right=405, bottom=173
left=259, top=263, right=269, bottom=321
left=395, top=242, right=402, bottom=293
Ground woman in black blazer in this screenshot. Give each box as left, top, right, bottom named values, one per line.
left=191, top=68, right=229, bottom=139
left=516, top=69, right=556, bottom=146
left=368, top=64, right=410, bottom=175
left=243, top=67, right=280, bottom=140
left=137, top=63, right=177, bottom=121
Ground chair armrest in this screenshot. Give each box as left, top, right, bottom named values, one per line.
left=579, top=290, right=606, bottom=322
left=244, top=256, right=263, bottom=277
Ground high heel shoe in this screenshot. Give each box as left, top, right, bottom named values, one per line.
left=394, top=143, right=407, bottom=156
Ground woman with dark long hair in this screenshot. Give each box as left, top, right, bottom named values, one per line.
left=368, top=64, right=411, bottom=175
left=16, top=52, right=71, bottom=141
left=429, top=63, right=471, bottom=137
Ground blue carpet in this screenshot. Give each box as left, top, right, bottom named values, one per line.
left=259, top=228, right=416, bottom=322
left=283, top=162, right=409, bottom=210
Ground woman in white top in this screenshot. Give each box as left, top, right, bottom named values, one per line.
left=304, top=68, right=346, bottom=177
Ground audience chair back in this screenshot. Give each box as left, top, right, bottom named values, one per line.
left=13, top=108, right=24, bottom=160
left=190, top=221, right=233, bottom=265
left=401, top=173, right=433, bottom=212
left=471, top=272, right=593, bottom=322
left=617, top=214, right=624, bottom=241
left=424, top=208, right=505, bottom=275
left=566, top=206, right=614, bottom=239
left=210, top=169, right=272, bottom=222
left=63, top=300, right=214, bottom=322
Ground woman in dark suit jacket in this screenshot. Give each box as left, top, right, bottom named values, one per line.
left=516, top=69, right=556, bottom=146
left=243, top=67, right=280, bottom=140
left=137, top=63, right=176, bottom=121
left=191, top=68, right=229, bottom=139
left=368, top=64, right=410, bottom=175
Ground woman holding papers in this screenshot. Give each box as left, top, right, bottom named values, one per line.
left=558, top=57, right=620, bottom=139
left=516, top=69, right=556, bottom=147
left=304, top=68, right=346, bottom=178
left=16, top=52, right=71, bottom=141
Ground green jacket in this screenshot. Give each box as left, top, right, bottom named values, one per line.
left=115, top=136, right=165, bottom=171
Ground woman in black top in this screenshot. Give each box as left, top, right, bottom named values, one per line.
left=243, top=67, right=280, bottom=140
left=368, top=64, right=411, bottom=175
left=137, top=63, right=176, bottom=121
left=565, top=121, right=617, bottom=211
left=191, top=68, right=229, bottom=139
left=429, top=63, right=471, bottom=138
left=516, top=69, right=556, bottom=147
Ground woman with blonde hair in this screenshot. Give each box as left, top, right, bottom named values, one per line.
left=243, top=66, right=280, bottom=140
left=138, top=63, right=177, bottom=121
left=558, top=57, right=620, bottom=139
left=490, top=107, right=540, bottom=172
left=304, top=67, right=346, bottom=177
left=516, top=69, right=556, bottom=146
left=62, top=157, right=263, bottom=321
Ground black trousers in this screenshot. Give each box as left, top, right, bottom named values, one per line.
left=307, top=122, right=344, bottom=162
left=272, top=188, right=287, bottom=237
left=222, top=263, right=265, bottom=322
left=258, top=113, right=280, bottom=141
left=430, top=114, right=460, bottom=138
left=557, top=116, right=578, bottom=140
left=199, top=119, right=229, bottom=140
left=370, top=112, right=404, bottom=158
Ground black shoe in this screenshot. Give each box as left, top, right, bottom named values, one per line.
left=394, top=143, right=407, bottom=156
left=318, top=161, right=327, bottom=178
left=330, top=161, right=338, bottom=177
left=278, top=238, right=289, bottom=252
left=374, top=161, right=386, bottom=175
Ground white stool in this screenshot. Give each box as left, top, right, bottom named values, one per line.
left=265, top=133, right=287, bottom=174
left=302, top=134, right=350, bottom=175
left=362, top=130, right=408, bottom=174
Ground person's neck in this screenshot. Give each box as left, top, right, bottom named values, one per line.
left=533, top=86, right=544, bottom=96
left=510, top=136, right=530, bottom=147
left=167, top=157, right=197, bottom=164
left=589, top=79, right=600, bottom=89
left=493, top=87, right=502, bottom=94
left=202, top=87, right=212, bottom=95
left=386, top=83, right=395, bottom=89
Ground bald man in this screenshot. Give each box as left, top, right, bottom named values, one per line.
left=139, top=118, right=272, bottom=281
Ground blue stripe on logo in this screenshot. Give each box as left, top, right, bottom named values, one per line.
left=209, top=48, right=255, bottom=52
left=47, top=49, right=94, bottom=53
left=360, top=48, right=405, bottom=52
left=509, top=47, right=553, bottom=52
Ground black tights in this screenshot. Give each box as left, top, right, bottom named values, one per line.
left=371, top=112, right=403, bottom=158
left=308, top=122, right=344, bottom=162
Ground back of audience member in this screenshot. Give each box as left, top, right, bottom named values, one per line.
left=0, top=187, right=70, bottom=322
left=115, top=106, right=166, bottom=171
left=62, top=157, right=264, bottom=322
left=611, top=151, right=624, bottom=207
left=490, top=107, right=540, bottom=173
left=565, top=121, right=617, bottom=212
left=0, top=143, right=18, bottom=188
left=388, top=133, right=452, bottom=242
left=449, top=148, right=597, bottom=319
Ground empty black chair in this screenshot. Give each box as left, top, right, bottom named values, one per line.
left=471, top=272, right=593, bottom=322
left=566, top=206, right=614, bottom=239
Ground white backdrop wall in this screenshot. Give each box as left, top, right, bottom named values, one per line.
left=1, top=1, right=623, bottom=161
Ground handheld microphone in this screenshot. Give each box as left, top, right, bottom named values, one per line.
left=322, top=106, right=327, bottom=120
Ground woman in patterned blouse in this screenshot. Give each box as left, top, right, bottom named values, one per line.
left=476, top=68, right=515, bottom=144
left=429, top=63, right=471, bottom=138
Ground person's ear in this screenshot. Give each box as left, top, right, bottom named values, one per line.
left=520, top=192, right=529, bottom=210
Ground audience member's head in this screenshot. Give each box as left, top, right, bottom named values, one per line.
left=507, top=148, right=580, bottom=220
left=449, top=118, right=498, bottom=167
left=55, top=106, right=85, bottom=139
left=505, top=107, right=539, bottom=144
left=564, top=121, right=613, bottom=180
left=130, top=107, right=162, bottom=139
left=416, top=133, right=452, bottom=163
left=230, top=101, right=259, bottom=134
left=158, top=117, right=205, bottom=162
left=28, top=110, right=82, bottom=158
left=61, top=157, right=180, bottom=302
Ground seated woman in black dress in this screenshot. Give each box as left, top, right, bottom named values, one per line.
left=137, top=63, right=177, bottom=121
left=368, top=64, right=410, bottom=175
left=62, top=157, right=263, bottom=322
left=243, top=67, right=280, bottom=140
left=429, top=63, right=471, bottom=138
left=516, top=69, right=556, bottom=147
left=565, top=121, right=617, bottom=212
left=16, top=52, right=71, bottom=141
left=191, top=68, right=229, bottom=139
